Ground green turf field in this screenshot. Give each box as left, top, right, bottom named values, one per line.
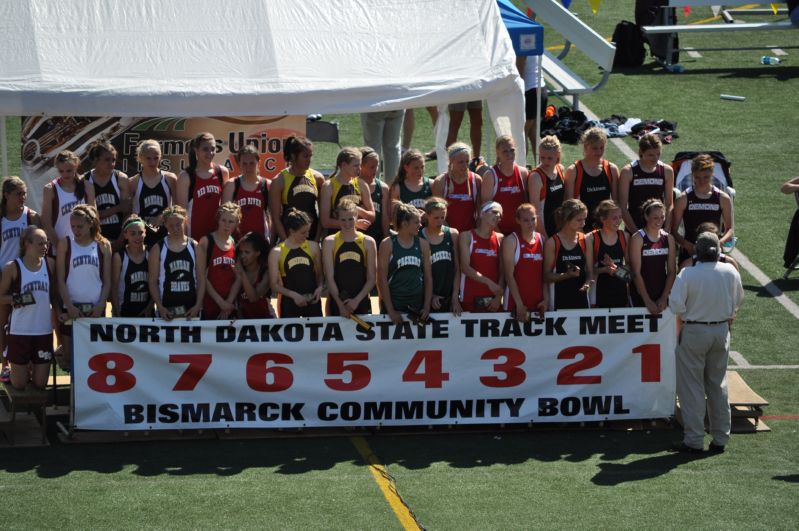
left=2, top=1, right=798, bottom=529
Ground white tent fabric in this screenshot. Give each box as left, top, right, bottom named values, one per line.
left=0, top=0, right=527, bottom=169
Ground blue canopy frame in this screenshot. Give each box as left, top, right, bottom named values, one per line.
left=497, top=0, right=543, bottom=56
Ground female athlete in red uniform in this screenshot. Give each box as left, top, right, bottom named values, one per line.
left=176, top=132, right=230, bottom=241
left=565, top=128, right=619, bottom=231
left=431, top=143, right=481, bottom=232
left=459, top=201, right=504, bottom=312
left=543, top=199, right=591, bottom=310
left=630, top=199, right=676, bottom=314
left=502, top=203, right=546, bottom=321
left=235, top=232, right=274, bottom=319
left=481, top=135, right=527, bottom=235
left=528, top=135, right=566, bottom=238
left=197, top=202, right=242, bottom=319
left=222, top=145, right=270, bottom=242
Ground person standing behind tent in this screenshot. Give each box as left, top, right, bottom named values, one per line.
left=85, top=140, right=131, bottom=246
left=630, top=199, right=676, bottom=315
left=431, top=143, right=481, bottom=232
left=235, top=232, right=274, bottom=319
left=585, top=200, right=630, bottom=308
left=0, top=177, right=41, bottom=383
left=359, top=147, right=390, bottom=244
left=669, top=231, right=743, bottom=454
left=389, top=149, right=433, bottom=222
left=130, top=139, right=177, bottom=249
left=361, top=110, right=404, bottom=185
left=445, top=102, right=483, bottom=169
left=543, top=199, right=590, bottom=310
left=564, top=127, right=619, bottom=231
left=618, top=133, right=674, bottom=234
left=527, top=135, right=565, bottom=238
left=196, top=202, right=241, bottom=320
left=222, top=145, right=270, bottom=243
left=0, top=226, right=56, bottom=390
left=41, top=150, right=96, bottom=251
left=780, top=175, right=799, bottom=273
left=322, top=199, right=376, bottom=317
left=459, top=201, right=504, bottom=312
left=421, top=197, right=461, bottom=314
left=378, top=202, right=432, bottom=325
left=671, top=154, right=733, bottom=263
left=269, top=136, right=324, bottom=242
left=268, top=208, right=323, bottom=318
left=518, top=54, right=548, bottom=163
left=502, top=203, right=546, bottom=321
left=176, top=132, right=230, bottom=241
left=482, top=135, right=528, bottom=235
left=319, top=147, right=375, bottom=235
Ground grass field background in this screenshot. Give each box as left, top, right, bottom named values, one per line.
left=2, top=1, right=798, bottom=529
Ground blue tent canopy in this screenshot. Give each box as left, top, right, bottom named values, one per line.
left=497, top=0, right=543, bottom=56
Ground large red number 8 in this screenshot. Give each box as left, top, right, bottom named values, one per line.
left=87, top=353, right=136, bottom=393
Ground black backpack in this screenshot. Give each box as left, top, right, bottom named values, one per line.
left=611, top=20, right=646, bottom=68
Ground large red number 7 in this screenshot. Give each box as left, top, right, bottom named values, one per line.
left=169, top=354, right=213, bottom=391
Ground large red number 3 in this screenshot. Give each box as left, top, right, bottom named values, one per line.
left=87, top=353, right=136, bottom=393
left=556, top=346, right=602, bottom=385
left=169, top=354, right=213, bottom=391
left=246, top=353, right=294, bottom=392
left=325, top=352, right=371, bottom=391
left=480, top=348, right=526, bottom=387
left=402, top=350, right=449, bottom=388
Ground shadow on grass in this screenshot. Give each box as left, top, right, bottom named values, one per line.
left=773, top=474, right=799, bottom=483
left=613, top=64, right=799, bottom=82
left=0, top=426, right=693, bottom=482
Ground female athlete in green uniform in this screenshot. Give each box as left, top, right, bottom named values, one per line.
left=421, top=197, right=461, bottom=314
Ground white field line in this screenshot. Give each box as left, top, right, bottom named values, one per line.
left=579, top=105, right=799, bottom=323
left=767, top=47, right=788, bottom=56
left=684, top=47, right=702, bottom=58
left=729, top=350, right=751, bottom=367
left=729, top=365, right=799, bottom=369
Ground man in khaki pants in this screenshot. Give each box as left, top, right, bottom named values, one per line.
left=668, top=232, right=743, bottom=453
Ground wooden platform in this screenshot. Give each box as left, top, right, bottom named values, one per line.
left=0, top=383, right=49, bottom=446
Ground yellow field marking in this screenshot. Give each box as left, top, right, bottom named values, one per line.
left=351, top=436, right=423, bottom=531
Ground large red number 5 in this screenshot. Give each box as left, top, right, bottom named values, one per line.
left=480, top=348, right=526, bottom=387
left=325, top=352, right=371, bottom=391
left=169, top=354, right=213, bottom=391
left=632, top=344, right=661, bottom=382
left=402, top=350, right=449, bottom=388
left=246, top=353, right=294, bottom=392
left=556, top=346, right=602, bottom=385
left=87, top=353, right=136, bottom=393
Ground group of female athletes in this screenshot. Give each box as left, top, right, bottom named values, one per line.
left=0, top=127, right=735, bottom=390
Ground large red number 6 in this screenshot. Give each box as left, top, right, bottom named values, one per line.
left=87, top=353, right=136, bottom=393
left=246, top=353, right=294, bottom=392
left=169, top=354, right=213, bottom=391
left=325, top=352, right=371, bottom=391
left=556, top=346, right=602, bottom=385
left=402, top=350, right=449, bottom=388
left=632, top=344, right=661, bottom=382
left=480, top=348, right=526, bottom=387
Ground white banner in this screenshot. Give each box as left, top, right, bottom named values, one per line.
left=73, top=309, right=677, bottom=430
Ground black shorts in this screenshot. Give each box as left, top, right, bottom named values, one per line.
left=327, top=297, right=372, bottom=317
left=524, top=87, right=549, bottom=121
left=6, top=334, right=53, bottom=365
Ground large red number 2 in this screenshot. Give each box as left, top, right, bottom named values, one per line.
left=87, top=353, right=136, bottom=393
left=632, top=344, right=661, bottom=382
left=480, top=348, right=526, bottom=387
left=556, top=346, right=603, bottom=385
left=169, top=354, right=213, bottom=391
left=325, top=352, right=371, bottom=391
left=402, top=350, right=449, bottom=388
left=246, top=353, right=294, bottom=392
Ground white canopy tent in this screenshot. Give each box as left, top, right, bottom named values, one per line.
left=0, top=0, right=527, bottom=183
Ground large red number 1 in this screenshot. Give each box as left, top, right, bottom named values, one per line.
left=87, top=353, right=136, bottom=393
left=632, top=344, right=661, bottom=382
left=402, top=350, right=449, bottom=388
left=556, top=346, right=602, bottom=385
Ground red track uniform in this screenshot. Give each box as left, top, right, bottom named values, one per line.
left=460, top=230, right=501, bottom=312
left=203, top=237, right=236, bottom=317
left=504, top=231, right=544, bottom=311
left=188, top=163, right=224, bottom=240
left=490, top=164, right=526, bottom=235
left=442, top=172, right=478, bottom=232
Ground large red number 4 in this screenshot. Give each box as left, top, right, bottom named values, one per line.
left=246, top=353, right=294, bottom=392
left=325, top=352, right=371, bottom=391
left=169, top=354, right=213, bottom=391
left=632, top=344, right=661, bottom=382
left=556, top=346, right=602, bottom=385
left=480, top=348, right=526, bottom=387
left=402, top=350, right=449, bottom=388
left=87, top=353, right=136, bottom=393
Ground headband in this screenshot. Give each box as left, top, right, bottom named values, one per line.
left=481, top=201, right=502, bottom=214
left=123, top=218, right=146, bottom=231
left=448, top=146, right=470, bottom=158
left=427, top=201, right=447, bottom=210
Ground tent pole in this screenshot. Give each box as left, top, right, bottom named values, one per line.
left=534, top=57, right=542, bottom=168
left=1, top=117, right=8, bottom=177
